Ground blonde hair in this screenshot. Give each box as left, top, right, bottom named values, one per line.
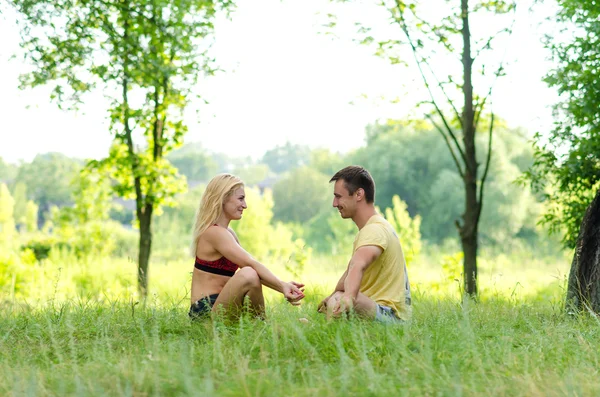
left=190, top=173, right=244, bottom=257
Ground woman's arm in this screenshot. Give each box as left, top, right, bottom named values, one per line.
left=206, top=228, right=304, bottom=299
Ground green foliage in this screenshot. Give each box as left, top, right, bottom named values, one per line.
left=272, top=167, right=331, bottom=224
left=305, top=209, right=356, bottom=255
left=333, top=0, right=518, bottom=295
left=70, top=168, right=113, bottom=224
left=262, top=142, right=311, bottom=174
left=230, top=187, right=306, bottom=266
left=233, top=164, right=272, bottom=187
left=352, top=120, right=543, bottom=245
left=109, top=203, right=135, bottom=225
left=21, top=239, right=52, bottom=262
left=0, top=249, right=37, bottom=296
left=521, top=0, right=600, bottom=249
left=429, top=251, right=464, bottom=294
left=12, top=0, right=235, bottom=294
left=284, top=239, right=311, bottom=280
left=50, top=211, right=137, bottom=259
left=0, top=157, right=17, bottom=181
left=153, top=184, right=206, bottom=258
left=11, top=182, right=27, bottom=229
left=24, top=200, right=38, bottom=232
left=352, top=120, right=451, bottom=216
left=13, top=153, right=81, bottom=220
left=38, top=171, right=138, bottom=259
left=383, top=195, right=422, bottom=265
left=168, top=144, right=218, bottom=183
left=0, top=183, right=15, bottom=247
left=308, top=148, right=346, bottom=177
left=232, top=188, right=283, bottom=259
left=91, top=145, right=186, bottom=221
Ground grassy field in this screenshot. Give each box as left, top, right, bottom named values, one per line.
left=1, top=293, right=599, bottom=396
left=3, top=248, right=598, bottom=396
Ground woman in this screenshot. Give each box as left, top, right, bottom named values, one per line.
left=189, top=173, right=305, bottom=319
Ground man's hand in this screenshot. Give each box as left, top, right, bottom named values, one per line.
left=283, top=281, right=305, bottom=305
left=332, top=294, right=355, bottom=317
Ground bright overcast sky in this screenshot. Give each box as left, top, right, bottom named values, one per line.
left=0, top=0, right=557, bottom=164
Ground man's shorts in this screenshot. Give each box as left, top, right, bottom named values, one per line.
left=375, top=303, right=405, bottom=324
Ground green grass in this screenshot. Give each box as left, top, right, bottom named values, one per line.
left=2, top=245, right=592, bottom=396
left=1, top=291, right=600, bottom=396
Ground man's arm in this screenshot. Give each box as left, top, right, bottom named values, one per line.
left=339, top=245, right=383, bottom=310
left=334, top=267, right=349, bottom=292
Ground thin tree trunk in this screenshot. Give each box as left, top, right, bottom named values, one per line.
left=121, top=6, right=149, bottom=298
left=566, top=187, right=600, bottom=313
left=460, top=0, right=480, bottom=296
left=138, top=203, right=153, bottom=297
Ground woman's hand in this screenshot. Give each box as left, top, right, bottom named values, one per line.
left=282, top=281, right=305, bottom=305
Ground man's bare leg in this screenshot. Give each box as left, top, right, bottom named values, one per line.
left=324, top=291, right=377, bottom=320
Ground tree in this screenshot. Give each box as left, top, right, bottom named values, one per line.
left=519, top=0, right=600, bottom=312
left=384, top=195, right=422, bottom=265
left=0, top=158, right=17, bottom=182
left=168, top=143, right=218, bottom=183
left=24, top=200, right=38, bottom=232
left=14, top=153, right=81, bottom=224
left=523, top=0, right=600, bottom=250
left=304, top=208, right=356, bottom=255
left=233, top=164, right=271, bottom=187
left=0, top=184, right=15, bottom=247
left=308, top=148, right=346, bottom=177
left=11, top=182, right=27, bottom=230
left=566, top=187, right=600, bottom=313
left=230, top=187, right=297, bottom=261
left=12, top=0, right=233, bottom=296
left=50, top=170, right=126, bottom=258
left=271, top=167, right=331, bottom=224
left=70, top=168, right=114, bottom=224
left=262, top=142, right=311, bottom=174
left=333, top=1, right=517, bottom=295
left=352, top=119, right=542, bottom=246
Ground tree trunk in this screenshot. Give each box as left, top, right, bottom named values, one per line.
left=138, top=203, right=153, bottom=298
left=460, top=0, right=480, bottom=296
left=461, top=195, right=479, bottom=296
left=121, top=11, right=150, bottom=299
left=566, top=187, right=600, bottom=313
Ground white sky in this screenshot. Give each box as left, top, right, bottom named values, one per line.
left=0, top=0, right=558, bottom=164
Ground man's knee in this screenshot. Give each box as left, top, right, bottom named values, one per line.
left=238, top=266, right=260, bottom=288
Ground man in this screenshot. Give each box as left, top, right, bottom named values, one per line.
left=318, top=165, right=412, bottom=322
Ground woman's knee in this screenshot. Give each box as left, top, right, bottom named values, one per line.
left=237, top=266, right=260, bottom=288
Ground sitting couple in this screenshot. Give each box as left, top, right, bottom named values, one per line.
left=189, top=166, right=412, bottom=323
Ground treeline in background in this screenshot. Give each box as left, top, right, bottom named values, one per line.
left=0, top=117, right=567, bottom=302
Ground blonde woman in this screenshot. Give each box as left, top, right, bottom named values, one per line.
left=189, top=173, right=305, bottom=319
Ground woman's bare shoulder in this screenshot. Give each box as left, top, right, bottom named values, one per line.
left=227, top=227, right=240, bottom=243
left=202, top=225, right=235, bottom=243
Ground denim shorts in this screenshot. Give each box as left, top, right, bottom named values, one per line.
left=375, top=304, right=404, bottom=323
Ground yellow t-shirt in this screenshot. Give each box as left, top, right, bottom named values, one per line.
left=353, top=215, right=412, bottom=320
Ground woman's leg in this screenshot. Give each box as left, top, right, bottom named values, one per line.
left=212, top=266, right=265, bottom=319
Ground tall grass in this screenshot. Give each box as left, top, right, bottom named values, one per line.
left=1, top=293, right=599, bottom=396
left=2, top=244, right=592, bottom=396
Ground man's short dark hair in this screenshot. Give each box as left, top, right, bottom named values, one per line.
left=330, top=165, right=375, bottom=203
